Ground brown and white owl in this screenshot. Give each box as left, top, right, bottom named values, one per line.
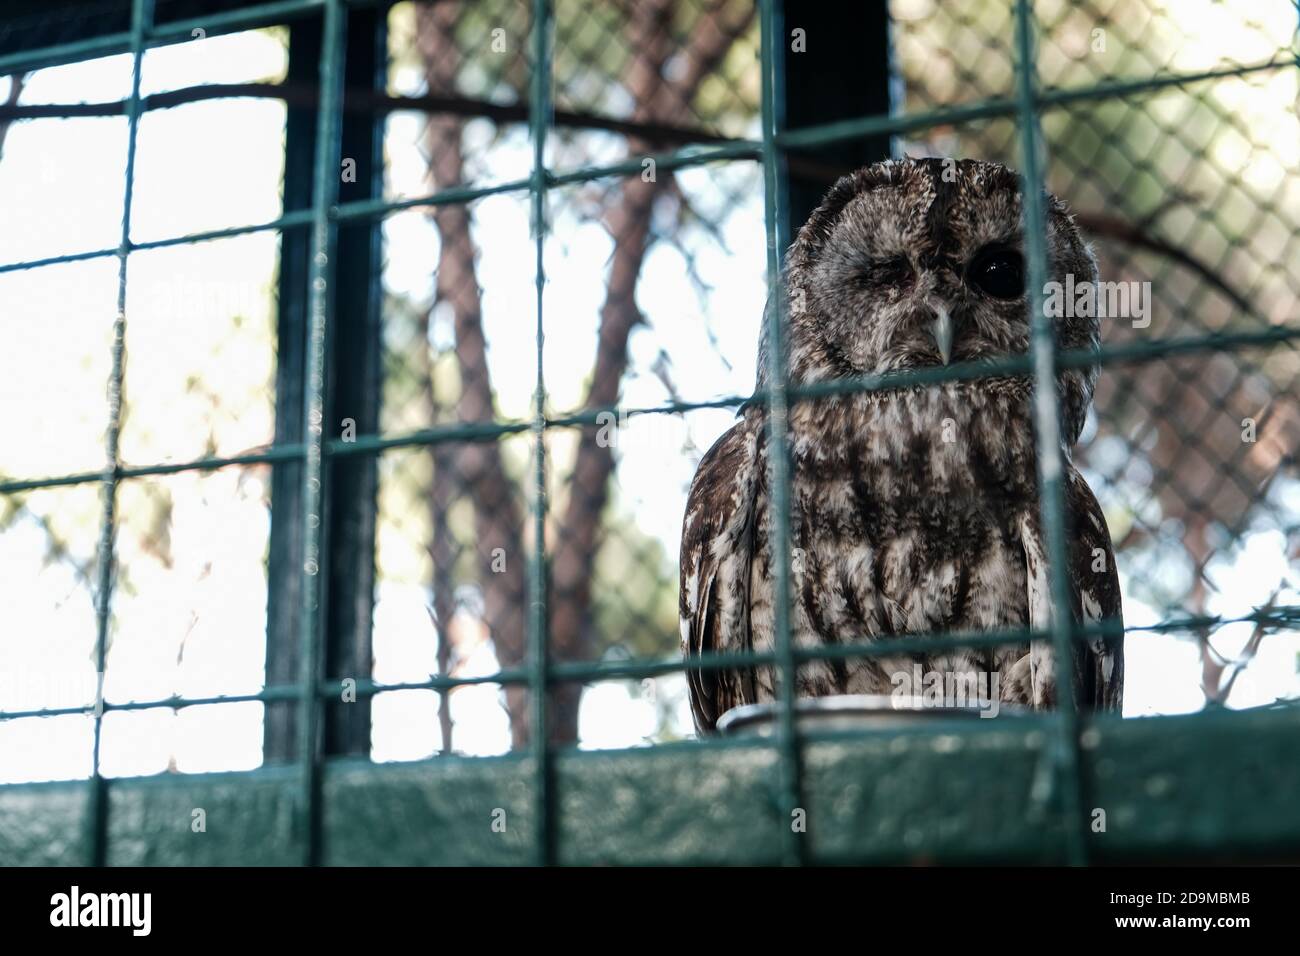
left=680, top=157, right=1123, bottom=733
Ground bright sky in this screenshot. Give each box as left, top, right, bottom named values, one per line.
left=0, top=8, right=1297, bottom=784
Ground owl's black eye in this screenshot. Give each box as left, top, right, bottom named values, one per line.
left=968, top=248, right=1024, bottom=300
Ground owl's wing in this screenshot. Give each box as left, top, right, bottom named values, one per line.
left=1020, top=464, right=1124, bottom=712
left=679, top=415, right=763, bottom=734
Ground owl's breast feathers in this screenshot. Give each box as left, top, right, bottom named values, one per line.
left=680, top=384, right=1123, bottom=734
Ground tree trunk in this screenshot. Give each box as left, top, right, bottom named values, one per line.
left=416, top=0, right=754, bottom=744
left=418, top=2, right=530, bottom=746
left=546, top=0, right=756, bottom=741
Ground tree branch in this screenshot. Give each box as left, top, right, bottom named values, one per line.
left=0, top=80, right=736, bottom=150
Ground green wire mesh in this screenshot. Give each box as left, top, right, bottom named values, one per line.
left=0, top=0, right=1297, bottom=867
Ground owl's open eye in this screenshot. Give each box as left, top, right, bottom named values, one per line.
left=968, top=247, right=1024, bottom=300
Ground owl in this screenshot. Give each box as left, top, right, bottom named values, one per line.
left=680, top=157, right=1123, bottom=733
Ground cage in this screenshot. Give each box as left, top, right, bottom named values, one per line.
left=0, top=0, right=1297, bottom=866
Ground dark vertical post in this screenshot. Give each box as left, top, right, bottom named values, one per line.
left=296, top=0, right=347, bottom=867
left=264, top=14, right=321, bottom=764
left=780, top=0, right=894, bottom=237
left=321, top=1, right=385, bottom=757
left=266, top=5, right=384, bottom=762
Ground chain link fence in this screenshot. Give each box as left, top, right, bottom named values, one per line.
left=0, top=0, right=1297, bottom=864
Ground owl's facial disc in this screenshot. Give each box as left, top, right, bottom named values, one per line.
left=783, top=158, right=1100, bottom=424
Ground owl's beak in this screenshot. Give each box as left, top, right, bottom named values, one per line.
left=928, top=305, right=954, bottom=365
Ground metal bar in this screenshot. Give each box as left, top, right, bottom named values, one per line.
left=0, top=246, right=121, bottom=276
left=1013, top=0, right=1088, bottom=866
left=2, top=687, right=306, bottom=722
left=527, top=0, right=556, bottom=868
left=545, top=141, right=761, bottom=185
left=0, top=0, right=326, bottom=76
left=0, top=469, right=115, bottom=495
left=758, top=0, right=804, bottom=867
left=150, top=0, right=326, bottom=43
left=335, top=176, right=535, bottom=221
left=262, top=14, right=320, bottom=761
left=294, top=0, right=347, bottom=867
left=0, top=41, right=1285, bottom=278
left=0, top=445, right=304, bottom=496
left=0, top=32, right=133, bottom=78
left=324, top=418, right=533, bottom=456
left=0, top=146, right=755, bottom=276
left=132, top=210, right=316, bottom=249
left=319, top=0, right=387, bottom=760
left=3, top=12, right=1283, bottom=132
left=0, top=212, right=315, bottom=276
left=774, top=327, right=1300, bottom=400
left=775, top=54, right=1293, bottom=151
left=5, top=323, right=1298, bottom=498
left=83, top=0, right=154, bottom=871
left=535, top=322, right=1300, bottom=425
left=333, top=142, right=760, bottom=221
left=7, top=600, right=1298, bottom=724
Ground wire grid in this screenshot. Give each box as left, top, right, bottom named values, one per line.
left=371, top=0, right=765, bottom=754
left=893, top=1, right=1300, bottom=707
left=0, top=0, right=1297, bottom=868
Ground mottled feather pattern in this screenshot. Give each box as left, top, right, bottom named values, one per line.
left=682, top=157, right=1123, bottom=733
left=679, top=419, right=764, bottom=731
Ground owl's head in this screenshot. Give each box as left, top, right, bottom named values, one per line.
left=767, top=156, right=1099, bottom=443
